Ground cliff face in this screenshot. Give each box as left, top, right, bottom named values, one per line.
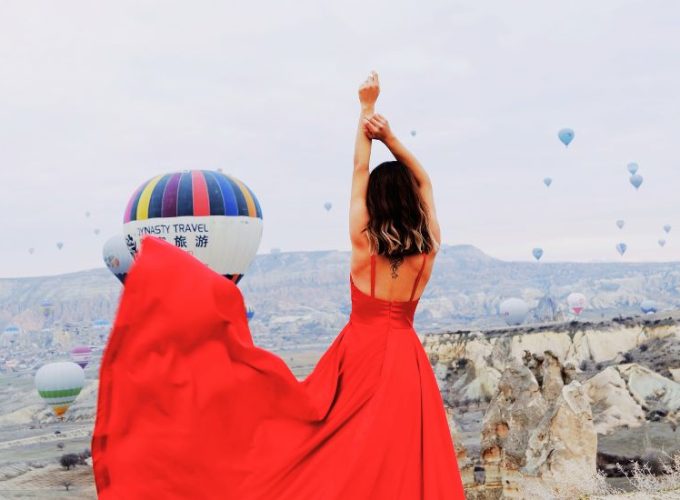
left=423, top=314, right=680, bottom=497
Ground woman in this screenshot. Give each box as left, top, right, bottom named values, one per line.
left=92, top=73, right=465, bottom=499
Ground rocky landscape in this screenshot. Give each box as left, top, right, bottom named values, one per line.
left=424, top=314, right=680, bottom=498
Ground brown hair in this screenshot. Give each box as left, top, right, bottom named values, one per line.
left=364, top=161, right=434, bottom=273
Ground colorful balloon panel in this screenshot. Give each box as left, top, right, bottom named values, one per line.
left=123, top=171, right=263, bottom=283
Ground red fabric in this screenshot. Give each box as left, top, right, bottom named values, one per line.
left=92, top=237, right=465, bottom=499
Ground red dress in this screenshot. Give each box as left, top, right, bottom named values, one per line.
left=92, top=237, right=465, bottom=499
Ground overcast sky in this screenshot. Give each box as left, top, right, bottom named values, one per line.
left=1, top=0, right=679, bottom=277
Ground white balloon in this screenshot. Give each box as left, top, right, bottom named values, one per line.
left=567, top=292, right=587, bottom=316
left=35, top=362, right=85, bottom=418
left=499, top=298, right=529, bottom=326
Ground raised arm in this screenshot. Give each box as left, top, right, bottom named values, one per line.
left=364, top=114, right=441, bottom=247
left=349, top=72, right=380, bottom=249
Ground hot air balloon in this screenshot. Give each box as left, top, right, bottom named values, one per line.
left=627, top=162, right=639, bottom=175
left=630, top=174, right=643, bottom=190
left=123, top=170, right=263, bottom=284
left=616, top=220, right=625, bottom=230
left=92, top=319, right=111, bottom=329
left=41, top=301, right=55, bottom=320
left=499, top=298, right=529, bottom=326
left=659, top=239, right=667, bottom=247
left=532, top=248, right=544, bottom=261
left=70, top=346, right=92, bottom=369
left=28, top=248, right=35, bottom=255
left=410, top=130, right=417, bottom=137
left=102, top=234, right=134, bottom=284
left=246, top=306, right=255, bottom=321
left=567, top=292, right=587, bottom=316
left=85, top=211, right=91, bottom=218
left=34, top=362, right=84, bottom=418
left=3, top=325, right=20, bottom=345
left=324, top=202, right=332, bottom=212
left=664, top=224, right=672, bottom=234
left=616, top=243, right=627, bottom=256
left=557, top=128, right=574, bottom=147
left=94, top=228, right=100, bottom=236
left=56, top=242, right=64, bottom=250
left=640, top=300, right=658, bottom=315
left=543, top=177, right=552, bottom=187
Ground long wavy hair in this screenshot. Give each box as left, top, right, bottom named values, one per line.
left=364, top=161, right=434, bottom=275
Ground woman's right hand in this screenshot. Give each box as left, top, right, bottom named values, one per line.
left=358, top=71, right=380, bottom=110
left=363, top=114, right=394, bottom=142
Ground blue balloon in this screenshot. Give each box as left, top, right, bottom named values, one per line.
left=630, top=174, right=643, bottom=190
left=558, top=128, right=574, bottom=147
left=627, top=162, right=639, bottom=175
left=616, top=242, right=627, bottom=256
left=543, top=177, right=552, bottom=187
left=532, top=248, right=544, bottom=261
left=246, top=306, right=255, bottom=321
left=663, top=224, right=671, bottom=234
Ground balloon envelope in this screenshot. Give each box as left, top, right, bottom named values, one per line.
left=324, top=202, right=332, bottom=212
left=627, top=162, right=639, bottom=175
left=558, top=128, right=574, bottom=147
left=532, top=248, right=544, bottom=261
left=124, top=171, right=263, bottom=283
left=28, top=248, right=35, bottom=255
left=246, top=306, right=255, bottom=321
left=70, top=346, right=92, bottom=369
left=616, top=220, right=625, bottom=230
left=567, top=292, right=587, bottom=316
left=499, top=298, right=529, bottom=326
left=659, top=239, right=667, bottom=247
left=616, top=243, right=627, bottom=256
left=640, top=300, right=658, bottom=314
left=543, top=177, right=552, bottom=187
left=629, top=174, right=643, bottom=189
left=410, top=130, right=417, bottom=137
left=56, top=242, right=63, bottom=250
left=34, top=362, right=85, bottom=418
left=103, top=234, right=135, bottom=284
left=664, top=224, right=672, bottom=234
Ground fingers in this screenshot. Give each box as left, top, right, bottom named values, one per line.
left=364, top=119, right=380, bottom=135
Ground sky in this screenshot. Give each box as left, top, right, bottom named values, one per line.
left=1, top=0, right=679, bottom=277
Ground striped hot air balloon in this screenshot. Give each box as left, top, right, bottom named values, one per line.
left=35, top=362, right=85, bottom=418
left=70, top=346, right=92, bottom=369
left=123, top=170, right=263, bottom=283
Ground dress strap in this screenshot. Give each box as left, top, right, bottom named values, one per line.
left=409, top=254, right=428, bottom=302
left=370, top=254, right=376, bottom=298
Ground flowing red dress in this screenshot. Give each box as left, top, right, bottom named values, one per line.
left=92, top=237, right=465, bottom=499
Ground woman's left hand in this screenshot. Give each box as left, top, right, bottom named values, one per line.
left=363, top=114, right=394, bottom=142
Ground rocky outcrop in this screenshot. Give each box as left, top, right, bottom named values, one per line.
left=470, top=352, right=597, bottom=496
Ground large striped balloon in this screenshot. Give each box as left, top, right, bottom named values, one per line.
left=123, top=170, right=263, bottom=283
left=35, top=362, right=85, bottom=418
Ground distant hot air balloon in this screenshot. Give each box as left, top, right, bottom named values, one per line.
left=324, top=202, right=332, bottom=212
left=658, top=239, right=666, bottom=247
left=123, top=170, right=263, bottom=283
left=616, top=243, right=627, bottom=256
left=34, top=362, right=85, bottom=418
left=640, top=299, right=658, bottom=315
left=532, top=248, right=544, bottom=261
left=567, top=292, right=587, bottom=316
left=28, top=248, right=35, bottom=255
left=410, top=130, right=417, bottom=137
left=557, top=128, right=574, bottom=147
left=3, top=325, right=20, bottom=345
left=543, top=177, right=552, bottom=188
left=70, top=346, right=92, bottom=369
left=616, top=220, right=625, bottom=230
left=41, top=301, right=55, bottom=320
left=627, top=162, right=639, bottom=175
left=629, top=174, right=643, bottom=190
left=94, top=228, right=100, bottom=236
left=246, top=306, right=255, bottom=321
left=663, top=224, right=672, bottom=234
left=92, top=319, right=111, bottom=329
left=102, top=234, right=134, bottom=284
left=499, top=298, right=529, bottom=326
left=56, top=242, right=64, bottom=250
left=85, top=211, right=91, bottom=218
